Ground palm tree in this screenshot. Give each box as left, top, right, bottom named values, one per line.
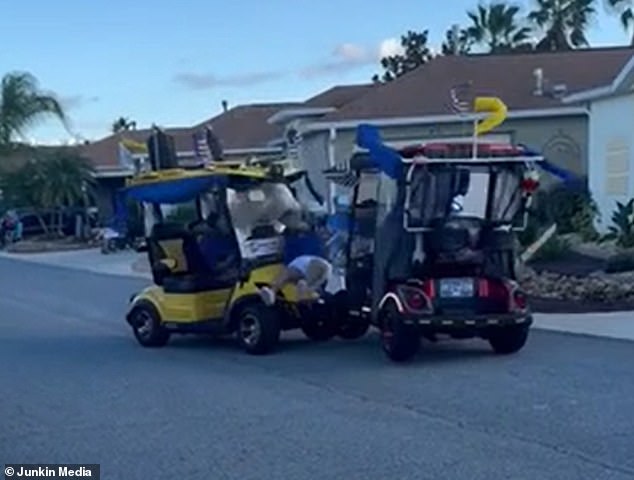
left=441, top=25, right=474, bottom=55
left=111, top=117, right=137, bottom=133
left=528, top=0, right=596, bottom=51
left=0, top=72, right=68, bottom=154
left=606, top=0, right=634, bottom=45
left=38, top=149, right=96, bottom=234
left=0, top=149, right=96, bottom=236
left=465, top=3, right=534, bottom=53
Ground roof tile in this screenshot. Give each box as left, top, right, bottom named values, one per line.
left=321, top=47, right=634, bottom=121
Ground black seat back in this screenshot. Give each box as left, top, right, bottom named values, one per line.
left=147, top=222, right=210, bottom=284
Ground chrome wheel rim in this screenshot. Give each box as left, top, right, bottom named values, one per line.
left=240, top=314, right=261, bottom=346
left=136, top=310, right=154, bottom=339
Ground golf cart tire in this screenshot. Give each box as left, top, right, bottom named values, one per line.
left=236, top=302, right=281, bottom=355
left=129, top=302, right=170, bottom=348
left=301, top=316, right=337, bottom=342
left=337, top=319, right=370, bottom=340
left=328, top=291, right=370, bottom=340
left=488, top=322, right=530, bottom=355
left=379, top=300, right=419, bottom=363
left=300, top=299, right=337, bottom=341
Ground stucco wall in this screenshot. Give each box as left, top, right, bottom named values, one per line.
left=587, top=93, right=634, bottom=233
left=333, top=115, right=588, bottom=175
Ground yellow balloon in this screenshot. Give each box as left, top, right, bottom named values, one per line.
left=473, top=96, right=507, bottom=135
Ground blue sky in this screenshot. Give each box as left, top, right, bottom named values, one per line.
left=0, top=0, right=630, bottom=143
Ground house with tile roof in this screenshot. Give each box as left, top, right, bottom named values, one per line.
left=82, top=102, right=303, bottom=218
left=83, top=86, right=375, bottom=219
left=277, top=46, right=634, bottom=209
left=561, top=53, right=634, bottom=232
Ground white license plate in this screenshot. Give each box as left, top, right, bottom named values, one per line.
left=439, top=278, right=474, bottom=298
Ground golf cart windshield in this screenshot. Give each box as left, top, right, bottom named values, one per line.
left=405, top=163, right=528, bottom=231
left=226, top=181, right=302, bottom=259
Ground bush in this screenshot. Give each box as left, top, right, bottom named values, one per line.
left=531, top=235, right=571, bottom=262
left=530, top=178, right=599, bottom=240
left=605, top=251, right=634, bottom=273
left=601, top=199, right=634, bottom=248
left=164, top=203, right=198, bottom=224
left=517, top=221, right=539, bottom=248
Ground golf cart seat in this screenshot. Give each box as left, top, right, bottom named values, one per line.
left=148, top=222, right=235, bottom=292
left=425, top=216, right=485, bottom=253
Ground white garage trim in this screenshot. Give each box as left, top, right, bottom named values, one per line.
left=299, top=107, right=587, bottom=134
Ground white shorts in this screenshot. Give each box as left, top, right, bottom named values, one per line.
left=287, top=255, right=332, bottom=288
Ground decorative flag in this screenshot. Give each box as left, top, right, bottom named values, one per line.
left=448, top=82, right=472, bottom=115
left=193, top=130, right=211, bottom=164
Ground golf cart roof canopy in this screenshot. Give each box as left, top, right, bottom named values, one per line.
left=120, top=161, right=307, bottom=206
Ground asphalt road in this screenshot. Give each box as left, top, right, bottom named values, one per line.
left=1, top=257, right=633, bottom=480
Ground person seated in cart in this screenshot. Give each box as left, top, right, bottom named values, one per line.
left=193, top=208, right=240, bottom=279
left=258, top=211, right=333, bottom=306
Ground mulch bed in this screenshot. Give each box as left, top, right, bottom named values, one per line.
left=527, top=250, right=634, bottom=312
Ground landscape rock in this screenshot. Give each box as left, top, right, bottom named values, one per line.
left=520, top=264, right=634, bottom=302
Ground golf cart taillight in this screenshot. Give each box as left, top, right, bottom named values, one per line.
left=479, top=279, right=508, bottom=300
left=422, top=279, right=435, bottom=298
left=478, top=279, right=489, bottom=296
left=397, top=286, right=430, bottom=313
left=512, top=289, right=528, bottom=310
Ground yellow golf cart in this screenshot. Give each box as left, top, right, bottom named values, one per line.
left=121, top=157, right=342, bottom=355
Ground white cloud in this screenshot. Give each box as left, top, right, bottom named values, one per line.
left=377, top=38, right=405, bottom=59
left=299, top=38, right=404, bottom=79
left=333, top=43, right=370, bottom=62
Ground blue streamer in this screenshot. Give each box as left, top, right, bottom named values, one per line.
left=518, top=144, right=578, bottom=183
left=355, top=124, right=402, bottom=179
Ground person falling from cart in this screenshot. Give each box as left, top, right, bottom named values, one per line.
left=258, top=210, right=333, bottom=306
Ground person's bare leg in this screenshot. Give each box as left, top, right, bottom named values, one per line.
left=259, top=266, right=303, bottom=305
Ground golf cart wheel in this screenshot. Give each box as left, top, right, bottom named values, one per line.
left=379, top=300, right=419, bottom=363
left=301, top=302, right=337, bottom=341
left=129, top=303, right=170, bottom=347
left=488, top=323, right=530, bottom=354
left=337, top=319, right=370, bottom=340
left=236, top=302, right=281, bottom=355
left=329, top=291, right=370, bottom=340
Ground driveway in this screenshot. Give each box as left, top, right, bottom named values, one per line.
left=1, top=257, right=633, bottom=479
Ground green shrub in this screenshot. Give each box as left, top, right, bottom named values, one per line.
left=530, top=178, right=599, bottom=239
left=165, top=203, right=198, bottom=224
left=517, top=221, right=539, bottom=248
left=531, top=235, right=570, bottom=262
left=601, top=199, right=634, bottom=248
left=605, top=251, right=634, bottom=273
